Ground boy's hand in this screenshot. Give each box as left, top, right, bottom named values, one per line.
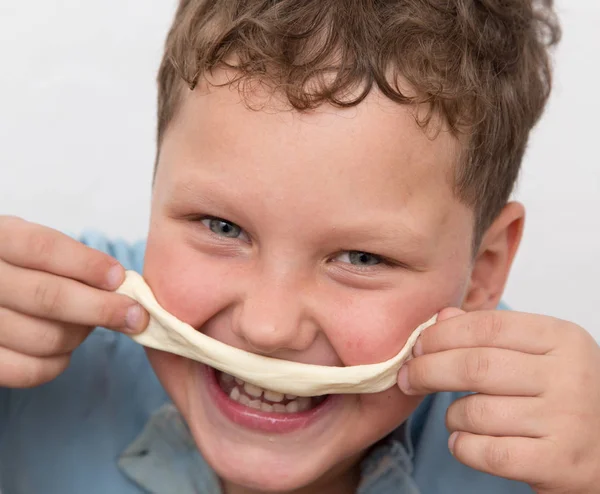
left=0, top=216, right=148, bottom=388
left=398, top=308, right=600, bottom=494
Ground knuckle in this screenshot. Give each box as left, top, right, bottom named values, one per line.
left=39, top=325, right=71, bottom=355
left=409, top=361, right=428, bottom=389
left=463, top=349, right=490, bottom=386
left=95, top=296, right=124, bottom=328
left=463, top=396, right=487, bottom=430
left=26, top=229, right=57, bottom=264
left=33, top=281, right=64, bottom=317
left=21, top=357, right=68, bottom=387
left=483, top=441, right=512, bottom=472
left=478, top=312, right=503, bottom=346
left=83, top=249, right=113, bottom=282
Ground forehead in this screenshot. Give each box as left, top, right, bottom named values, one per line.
left=155, top=78, right=469, bottom=243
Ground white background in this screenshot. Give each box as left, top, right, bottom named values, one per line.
left=0, top=1, right=598, bottom=338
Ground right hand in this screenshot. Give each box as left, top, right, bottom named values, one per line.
left=0, top=216, right=149, bottom=388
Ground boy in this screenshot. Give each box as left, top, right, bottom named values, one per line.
left=1, top=0, right=600, bottom=493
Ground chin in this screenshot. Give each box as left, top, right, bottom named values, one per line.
left=196, top=434, right=333, bottom=492
left=146, top=349, right=416, bottom=492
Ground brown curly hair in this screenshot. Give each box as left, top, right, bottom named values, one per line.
left=156, top=0, right=560, bottom=244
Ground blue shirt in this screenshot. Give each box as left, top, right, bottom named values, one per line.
left=0, top=232, right=531, bottom=493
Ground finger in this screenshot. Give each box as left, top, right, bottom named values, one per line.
left=0, top=262, right=148, bottom=332
left=0, top=217, right=125, bottom=290
left=449, top=432, right=557, bottom=485
left=0, top=307, right=92, bottom=357
left=398, top=348, right=548, bottom=396
left=0, top=345, right=71, bottom=388
left=415, top=309, right=565, bottom=357
left=446, top=394, right=546, bottom=438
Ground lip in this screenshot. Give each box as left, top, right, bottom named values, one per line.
left=203, top=365, right=339, bottom=434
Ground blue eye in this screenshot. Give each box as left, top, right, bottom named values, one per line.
left=337, top=251, right=382, bottom=266
left=202, top=218, right=243, bottom=238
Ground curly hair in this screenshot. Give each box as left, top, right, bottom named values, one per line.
left=156, top=0, right=560, bottom=244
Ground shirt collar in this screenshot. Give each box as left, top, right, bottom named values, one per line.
left=118, top=404, right=220, bottom=494
left=357, top=396, right=433, bottom=494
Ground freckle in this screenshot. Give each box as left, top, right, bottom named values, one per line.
left=345, top=337, right=362, bottom=352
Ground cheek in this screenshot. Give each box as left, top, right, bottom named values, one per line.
left=143, top=230, right=237, bottom=325
left=356, top=385, right=425, bottom=447
left=319, top=293, right=417, bottom=367
left=323, top=274, right=466, bottom=366
left=146, top=348, right=193, bottom=409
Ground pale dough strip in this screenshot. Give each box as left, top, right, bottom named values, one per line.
left=117, top=271, right=437, bottom=397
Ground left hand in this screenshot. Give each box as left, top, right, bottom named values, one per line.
left=398, top=308, right=600, bottom=494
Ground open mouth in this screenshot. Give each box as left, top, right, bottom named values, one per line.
left=216, top=370, right=328, bottom=413
left=205, top=366, right=338, bottom=433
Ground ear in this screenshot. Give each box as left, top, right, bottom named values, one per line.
left=462, top=202, right=525, bottom=311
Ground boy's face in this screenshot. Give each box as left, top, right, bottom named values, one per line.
left=143, top=77, right=477, bottom=492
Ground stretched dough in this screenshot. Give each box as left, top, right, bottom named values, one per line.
left=117, top=271, right=436, bottom=397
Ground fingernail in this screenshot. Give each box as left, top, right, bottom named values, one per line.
left=448, top=432, right=459, bottom=454
left=413, top=338, right=423, bottom=357
left=125, top=304, right=144, bottom=333
left=398, top=366, right=412, bottom=395
left=106, top=265, right=124, bottom=290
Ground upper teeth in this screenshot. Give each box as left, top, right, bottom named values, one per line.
left=219, top=372, right=310, bottom=413
left=264, top=389, right=284, bottom=402
left=244, top=382, right=263, bottom=398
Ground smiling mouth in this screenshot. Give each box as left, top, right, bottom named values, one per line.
left=216, top=370, right=328, bottom=413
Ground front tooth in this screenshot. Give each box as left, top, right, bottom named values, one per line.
left=235, top=377, right=244, bottom=385
left=248, top=399, right=262, bottom=410
left=264, top=390, right=284, bottom=402
left=285, top=394, right=298, bottom=400
left=239, top=395, right=250, bottom=406
left=273, top=404, right=287, bottom=413
left=296, top=397, right=311, bottom=412
left=285, top=400, right=299, bottom=413
left=229, top=387, right=241, bottom=402
left=260, top=403, right=273, bottom=412
left=244, top=382, right=263, bottom=398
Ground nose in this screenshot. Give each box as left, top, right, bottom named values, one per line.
left=232, top=266, right=319, bottom=355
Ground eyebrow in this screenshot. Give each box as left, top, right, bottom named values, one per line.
left=171, top=180, right=223, bottom=207
left=328, top=217, right=431, bottom=253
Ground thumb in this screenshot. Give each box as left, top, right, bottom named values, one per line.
left=436, top=307, right=466, bottom=322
